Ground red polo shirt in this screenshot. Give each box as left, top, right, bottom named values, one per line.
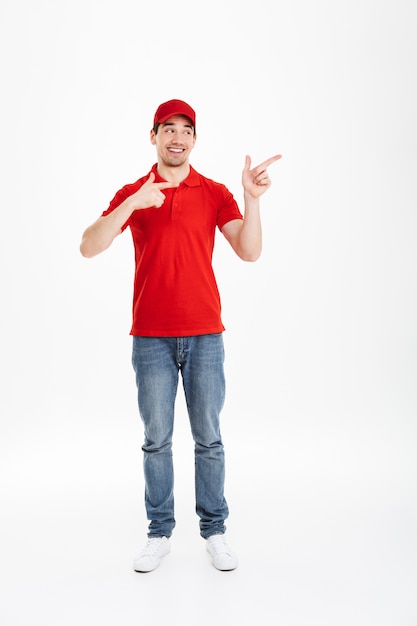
left=103, top=164, right=243, bottom=336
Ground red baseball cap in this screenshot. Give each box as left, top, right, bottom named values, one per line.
left=153, top=99, right=196, bottom=129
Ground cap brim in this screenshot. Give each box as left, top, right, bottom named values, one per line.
left=158, top=111, right=195, bottom=126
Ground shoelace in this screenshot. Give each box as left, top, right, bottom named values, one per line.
left=208, top=536, right=231, bottom=555
left=140, top=538, right=165, bottom=558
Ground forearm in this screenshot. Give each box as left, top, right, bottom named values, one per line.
left=235, top=193, right=262, bottom=261
left=233, top=152, right=280, bottom=260
left=79, top=196, right=135, bottom=258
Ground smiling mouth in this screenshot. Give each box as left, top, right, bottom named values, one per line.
left=167, top=147, right=185, bottom=153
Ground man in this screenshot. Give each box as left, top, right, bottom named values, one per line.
left=80, top=99, right=281, bottom=572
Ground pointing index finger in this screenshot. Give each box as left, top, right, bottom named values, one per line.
left=156, top=181, right=180, bottom=190
left=260, top=154, right=282, bottom=169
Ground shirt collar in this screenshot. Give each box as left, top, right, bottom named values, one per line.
left=151, top=164, right=200, bottom=187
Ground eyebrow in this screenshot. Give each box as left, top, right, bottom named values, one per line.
left=162, top=121, right=193, bottom=129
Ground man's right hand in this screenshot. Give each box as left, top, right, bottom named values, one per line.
left=131, top=172, right=179, bottom=209
left=80, top=173, right=179, bottom=258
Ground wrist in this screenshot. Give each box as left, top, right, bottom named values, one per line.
left=244, top=190, right=260, bottom=206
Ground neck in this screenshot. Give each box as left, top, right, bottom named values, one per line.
left=156, top=162, right=190, bottom=184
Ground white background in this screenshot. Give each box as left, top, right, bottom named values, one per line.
left=1, top=1, right=416, bottom=624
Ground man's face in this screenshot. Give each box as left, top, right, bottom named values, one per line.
left=150, top=115, right=196, bottom=167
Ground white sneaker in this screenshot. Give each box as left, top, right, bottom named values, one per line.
left=133, top=537, right=170, bottom=572
left=206, top=534, right=238, bottom=571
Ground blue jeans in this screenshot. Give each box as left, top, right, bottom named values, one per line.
left=131, top=334, right=229, bottom=539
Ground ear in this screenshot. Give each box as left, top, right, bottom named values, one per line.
left=150, top=129, right=156, bottom=145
